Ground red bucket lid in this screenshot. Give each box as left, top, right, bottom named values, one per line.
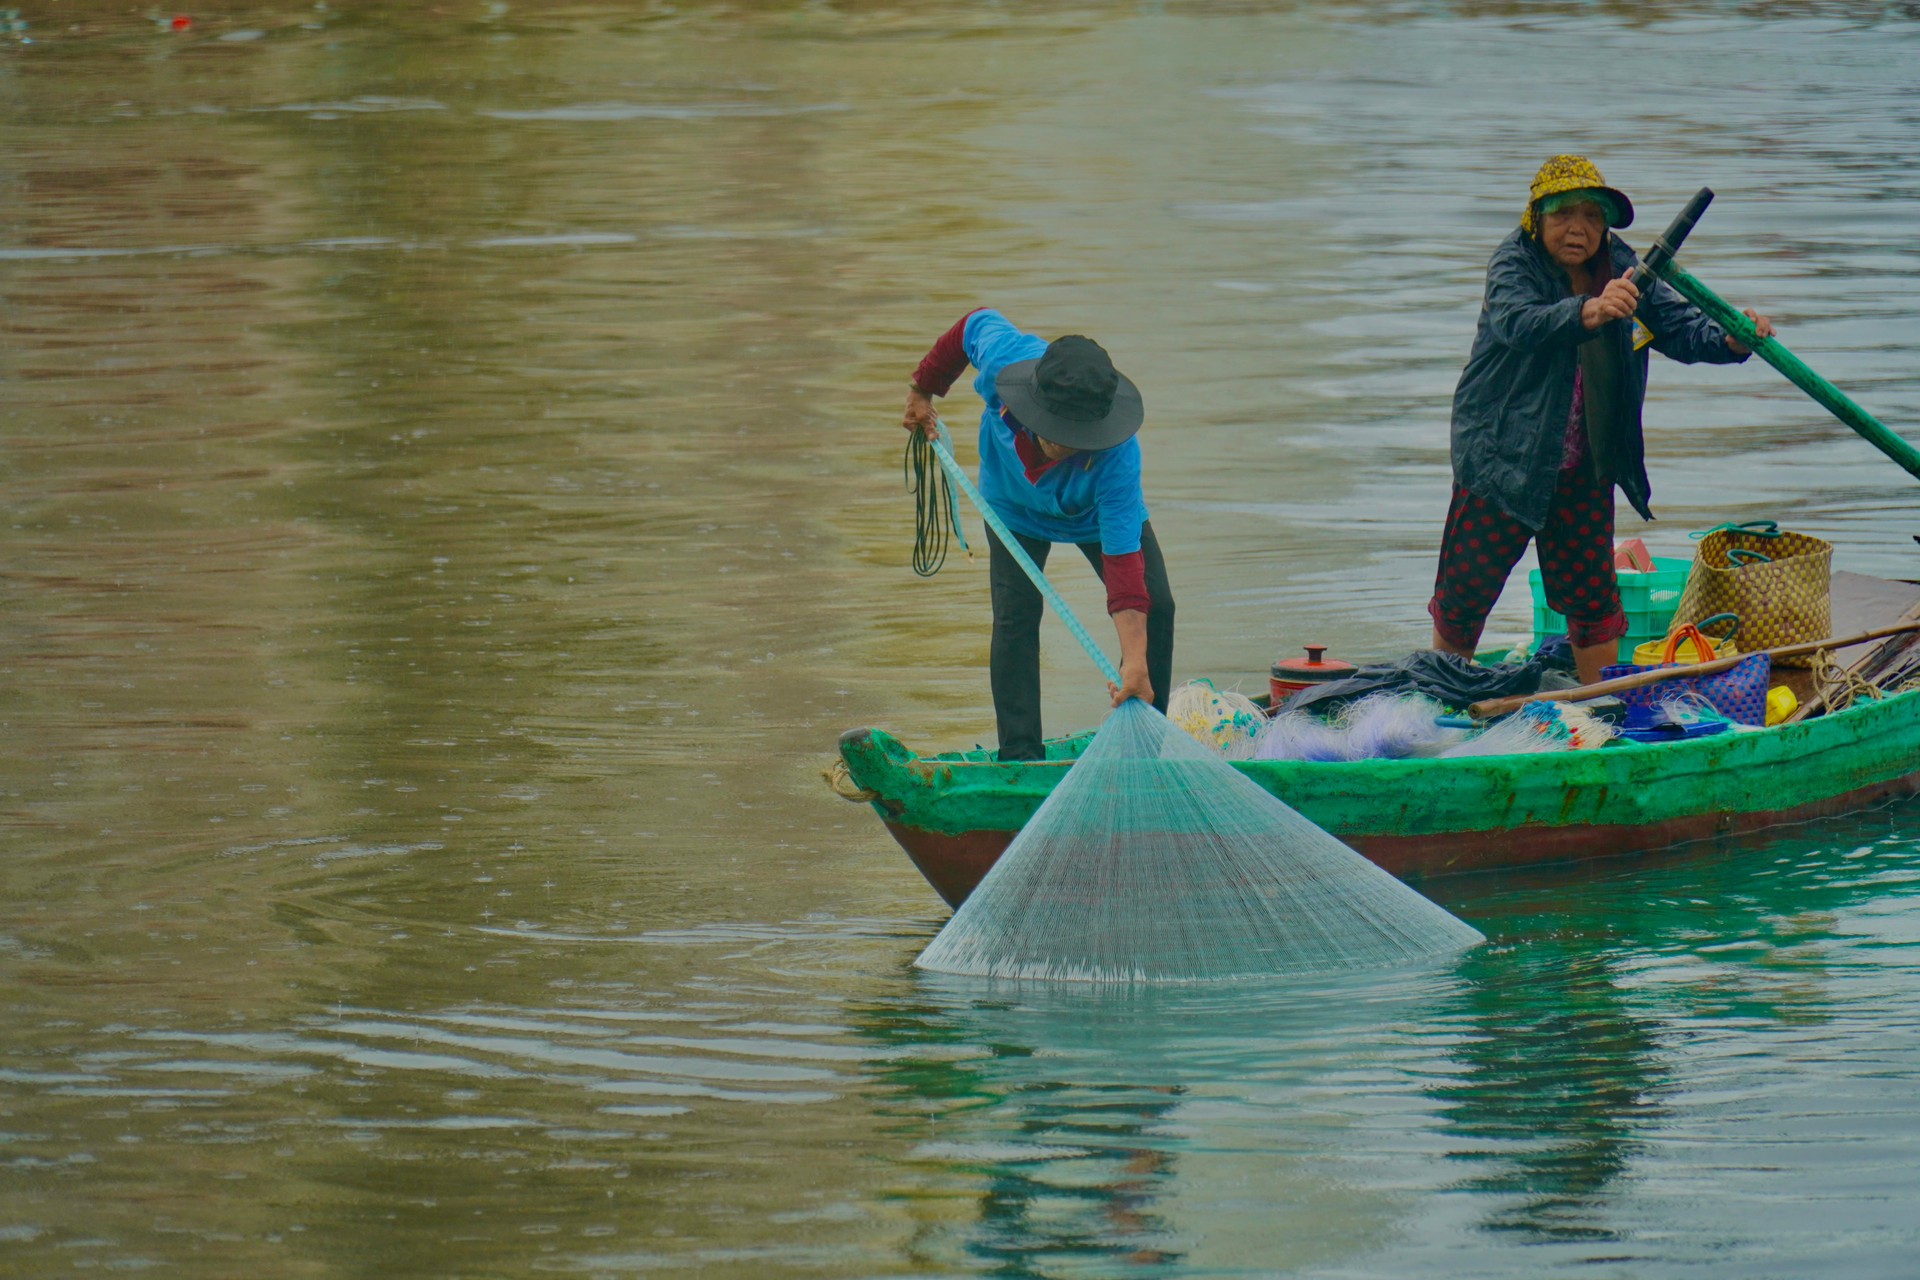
left=1271, top=644, right=1357, bottom=683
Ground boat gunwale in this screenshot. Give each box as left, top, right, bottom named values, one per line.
left=841, top=686, right=1920, bottom=837
left=840, top=687, right=1920, bottom=904
left=893, top=685, right=1920, bottom=776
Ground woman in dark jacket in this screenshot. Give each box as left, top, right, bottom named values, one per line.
left=1430, top=154, right=1774, bottom=683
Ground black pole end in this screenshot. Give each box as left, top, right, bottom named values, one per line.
left=1633, top=187, right=1719, bottom=287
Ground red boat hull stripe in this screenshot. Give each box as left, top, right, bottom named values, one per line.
left=884, top=767, right=1920, bottom=908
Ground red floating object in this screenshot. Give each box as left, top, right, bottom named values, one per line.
left=170, top=14, right=192, bottom=31
left=1612, top=536, right=1654, bottom=572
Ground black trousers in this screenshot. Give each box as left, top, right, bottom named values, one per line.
left=988, top=519, right=1175, bottom=762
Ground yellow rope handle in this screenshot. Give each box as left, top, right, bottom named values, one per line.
left=820, top=759, right=878, bottom=803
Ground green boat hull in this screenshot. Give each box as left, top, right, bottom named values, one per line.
left=837, top=690, right=1920, bottom=907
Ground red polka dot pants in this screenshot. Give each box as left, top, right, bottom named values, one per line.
left=1428, top=465, right=1628, bottom=651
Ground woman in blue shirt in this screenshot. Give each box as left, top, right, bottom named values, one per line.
left=903, top=309, right=1175, bottom=761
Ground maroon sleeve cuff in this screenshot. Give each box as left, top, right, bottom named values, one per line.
left=910, top=308, right=986, bottom=397
left=1104, top=550, right=1150, bottom=615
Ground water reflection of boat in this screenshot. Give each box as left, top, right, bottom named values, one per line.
left=1437, top=936, right=1665, bottom=1238
left=857, top=973, right=1447, bottom=1273
left=835, top=671, right=1920, bottom=909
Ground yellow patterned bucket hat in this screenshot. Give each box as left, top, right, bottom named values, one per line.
left=1520, top=154, right=1635, bottom=237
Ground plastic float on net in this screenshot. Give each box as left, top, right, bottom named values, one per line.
left=1167, top=679, right=1266, bottom=758
left=1439, top=699, right=1616, bottom=758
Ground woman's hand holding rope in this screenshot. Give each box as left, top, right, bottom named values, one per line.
left=902, top=386, right=939, bottom=438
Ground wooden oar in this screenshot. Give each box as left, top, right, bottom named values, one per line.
left=1467, top=620, right=1920, bottom=720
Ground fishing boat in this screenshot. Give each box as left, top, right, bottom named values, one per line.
left=840, top=259, right=1920, bottom=909
left=833, top=672, right=1920, bottom=909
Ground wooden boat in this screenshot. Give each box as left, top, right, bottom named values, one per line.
left=834, top=683, right=1920, bottom=909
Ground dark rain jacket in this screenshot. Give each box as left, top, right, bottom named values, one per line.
left=1450, top=228, right=1748, bottom=530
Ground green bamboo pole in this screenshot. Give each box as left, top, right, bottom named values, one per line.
left=1652, top=262, right=1920, bottom=482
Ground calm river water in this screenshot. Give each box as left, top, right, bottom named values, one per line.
left=4, top=2, right=1920, bottom=1276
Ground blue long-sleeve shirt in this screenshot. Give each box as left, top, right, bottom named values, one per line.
left=960, top=309, right=1149, bottom=557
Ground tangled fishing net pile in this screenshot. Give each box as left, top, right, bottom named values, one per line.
left=915, top=699, right=1485, bottom=983
left=1167, top=679, right=1266, bottom=755
left=1437, top=697, right=1614, bottom=756
left=1168, top=685, right=1618, bottom=762
left=1250, top=692, right=1466, bottom=762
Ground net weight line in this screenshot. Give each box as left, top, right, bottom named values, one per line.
left=926, top=417, right=1122, bottom=688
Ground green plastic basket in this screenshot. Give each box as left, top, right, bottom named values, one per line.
left=1530, top=554, right=1691, bottom=661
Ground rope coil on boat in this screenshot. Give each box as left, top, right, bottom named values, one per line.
left=1810, top=646, right=1920, bottom=713
left=1809, top=649, right=1877, bottom=712
left=821, top=758, right=878, bottom=803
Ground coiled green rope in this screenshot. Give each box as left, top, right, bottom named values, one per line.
left=904, top=419, right=970, bottom=577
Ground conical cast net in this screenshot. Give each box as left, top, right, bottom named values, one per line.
left=915, top=699, right=1484, bottom=983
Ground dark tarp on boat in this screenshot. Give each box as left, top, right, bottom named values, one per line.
left=1281, top=636, right=1576, bottom=717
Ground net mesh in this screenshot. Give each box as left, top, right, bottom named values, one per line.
left=915, top=699, right=1485, bottom=983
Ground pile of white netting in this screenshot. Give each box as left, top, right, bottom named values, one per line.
left=914, top=699, right=1485, bottom=983
left=1167, top=679, right=1266, bottom=755
left=1253, top=692, right=1466, bottom=762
